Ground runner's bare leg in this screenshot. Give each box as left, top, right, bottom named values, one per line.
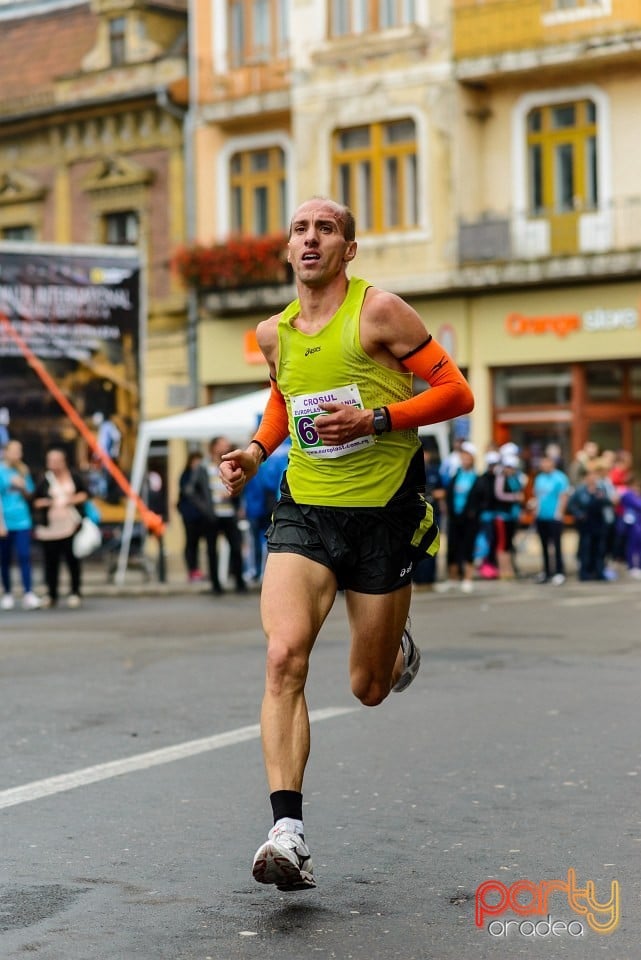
left=259, top=552, right=338, bottom=791
left=346, top=585, right=412, bottom=705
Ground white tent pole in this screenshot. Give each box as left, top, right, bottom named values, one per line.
left=114, top=430, right=151, bottom=585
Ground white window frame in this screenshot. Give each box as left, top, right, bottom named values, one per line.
left=321, top=106, right=430, bottom=245
left=212, top=0, right=289, bottom=71
left=512, top=85, right=612, bottom=257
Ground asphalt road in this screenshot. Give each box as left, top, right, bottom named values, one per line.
left=1, top=578, right=640, bottom=960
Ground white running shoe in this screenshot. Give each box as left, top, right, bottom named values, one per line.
left=392, top=619, right=421, bottom=693
left=1, top=593, right=14, bottom=610
left=22, top=592, right=41, bottom=610
left=252, top=825, right=316, bottom=891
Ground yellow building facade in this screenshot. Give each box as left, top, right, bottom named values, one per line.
left=450, top=0, right=641, bottom=468
left=189, top=0, right=641, bottom=472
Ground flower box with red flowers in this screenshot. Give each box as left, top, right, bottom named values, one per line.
left=172, top=234, right=290, bottom=291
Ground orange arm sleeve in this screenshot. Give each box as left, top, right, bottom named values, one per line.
left=386, top=337, right=474, bottom=431
left=251, top=379, right=290, bottom=457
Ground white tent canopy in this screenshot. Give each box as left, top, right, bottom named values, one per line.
left=117, top=387, right=451, bottom=582
left=116, top=389, right=270, bottom=582
left=135, top=389, right=271, bottom=449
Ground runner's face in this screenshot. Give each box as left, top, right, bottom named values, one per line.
left=287, top=201, right=356, bottom=286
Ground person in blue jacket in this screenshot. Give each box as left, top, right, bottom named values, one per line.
left=530, top=454, right=570, bottom=584
left=0, top=439, right=40, bottom=610
left=242, top=439, right=291, bottom=583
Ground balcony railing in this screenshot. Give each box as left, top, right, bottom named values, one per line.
left=207, top=58, right=290, bottom=103
left=458, top=195, right=641, bottom=264
left=453, top=0, right=641, bottom=60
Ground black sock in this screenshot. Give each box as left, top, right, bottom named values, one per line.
left=270, top=789, right=303, bottom=824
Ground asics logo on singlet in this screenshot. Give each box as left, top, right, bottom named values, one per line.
left=305, top=346, right=321, bottom=357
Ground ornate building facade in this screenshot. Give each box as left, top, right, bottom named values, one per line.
left=0, top=0, right=190, bottom=461
left=189, top=0, right=641, bottom=472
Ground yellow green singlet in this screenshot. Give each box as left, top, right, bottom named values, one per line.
left=277, top=276, right=421, bottom=507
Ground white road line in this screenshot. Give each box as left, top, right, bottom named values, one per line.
left=0, top=706, right=357, bottom=810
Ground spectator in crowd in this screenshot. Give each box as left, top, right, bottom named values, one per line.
left=93, top=412, right=122, bottom=460
left=84, top=454, right=108, bottom=499
left=0, top=407, right=10, bottom=451
left=244, top=437, right=291, bottom=585
left=530, top=455, right=570, bottom=585
left=439, top=437, right=464, bottom=483
left=499, top=441, right=520, bottom=465
left=569, top=440, right=600, bottom=487
left=609, top=449, right=633, bottom=491
left=566, top=468, right=615, bottom=581
left=177, top=450, right=222, bottom=591
left=0, top=439, right=40, bottom=610
left=493, top=452, right=526, bottom=580
left=32, top=448, right=89, bottom=608
left=609, top=449, right=634, bottom=564
left=545, top=442, right=565, bottom=470
left=599, top=448, right=616, bottom=473
left=472, top=450, right=502, bottom=580
left=259, top=438, right=291, bottom=501
left=593, top=456, right=618, bottom=575
left=207, top=437, right=247, bottom=593
left=618, top=476, right=641, bottom=579
left=243, top=461, right=277, bottom=584
left=92, top=413, right=124, bottom=503
left=440, top=440, right=479, bottom=593
left=146, top=470, right=166, bottom=520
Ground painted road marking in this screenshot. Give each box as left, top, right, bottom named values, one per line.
left=0, top=706, right=357, bottom=810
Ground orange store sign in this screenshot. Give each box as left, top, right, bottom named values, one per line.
left=243, top=329, right=266, bottom=364
left=506, top=308, right=638, bottom=338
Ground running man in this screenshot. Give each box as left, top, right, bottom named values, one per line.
left=220, top=197, right=474, bottom=891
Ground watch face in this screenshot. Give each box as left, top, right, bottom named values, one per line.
left=374, top=410, right=387, bottom=434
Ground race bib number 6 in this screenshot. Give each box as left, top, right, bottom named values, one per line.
left=290, top=383, right=374, bottom=459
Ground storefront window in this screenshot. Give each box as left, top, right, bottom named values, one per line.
left=630, top=364, right=641, bottom=400
left=494, top=366, right=571, bottom=407
left=589, top=421, right=623, bottom=457
left=585, top=362, right=623, bottom=401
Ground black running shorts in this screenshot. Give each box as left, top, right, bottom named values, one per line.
left=266, top=490, right=439, bottom=594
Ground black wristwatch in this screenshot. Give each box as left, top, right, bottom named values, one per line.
left=372, top=407, right=390, bottom=436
